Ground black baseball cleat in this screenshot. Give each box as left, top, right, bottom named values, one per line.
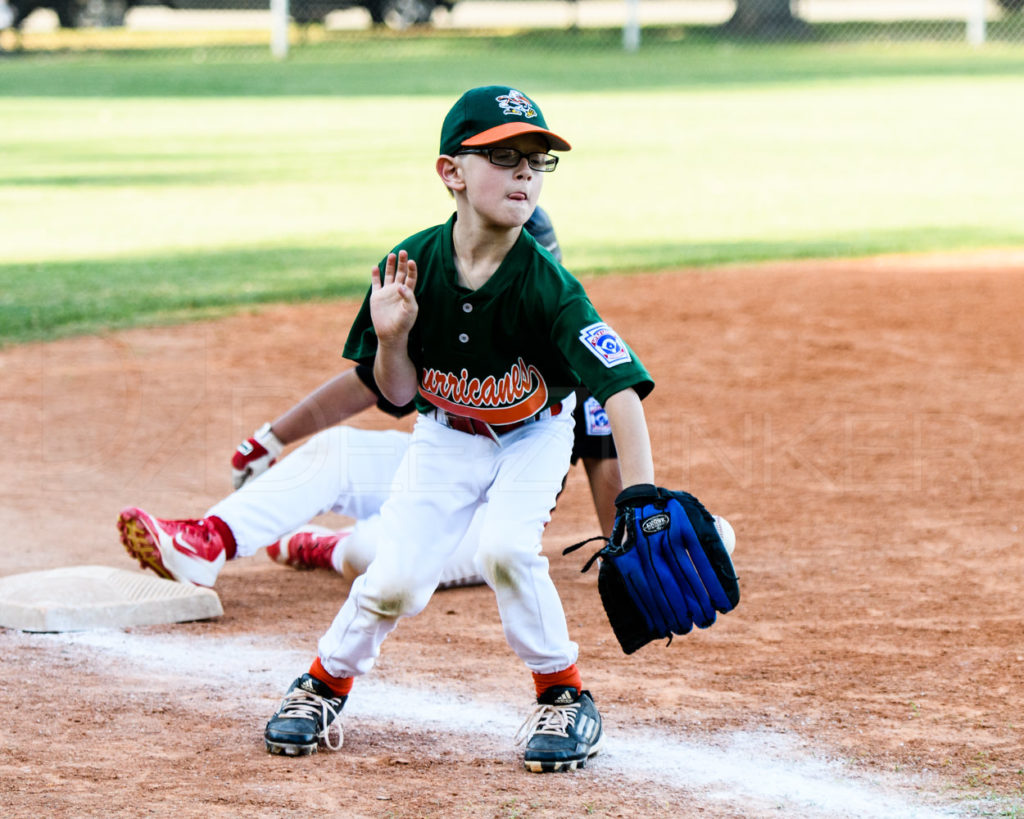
left=515, top=686, right=604, bottom=773
left=264, top=674, right=346, bottom=756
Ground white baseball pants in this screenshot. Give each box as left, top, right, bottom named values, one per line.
left=316, top=397, right=578, bottom=679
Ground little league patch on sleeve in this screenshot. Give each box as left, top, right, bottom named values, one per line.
left=583, top=395, right=612, bottom=437
left=579, top=322, right=632, bottom=368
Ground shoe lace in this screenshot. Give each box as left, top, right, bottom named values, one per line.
left=277, top=689, right=344, bottom=751
left=513, top=701, right=580, bottom=745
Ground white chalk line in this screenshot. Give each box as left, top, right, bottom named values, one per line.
left=14, top=628, right=973, bottom=818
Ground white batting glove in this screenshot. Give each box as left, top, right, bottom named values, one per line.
left=231, top=422, right=284, bottom=490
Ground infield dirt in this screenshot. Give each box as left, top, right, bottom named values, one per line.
left=1, top=255, right=1022, bottom=817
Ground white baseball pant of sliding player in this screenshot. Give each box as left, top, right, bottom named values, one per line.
left=206, top=425, right=484, bottom=588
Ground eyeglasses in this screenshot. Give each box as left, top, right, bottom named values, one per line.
left=455, top=147, right=559, bottom=173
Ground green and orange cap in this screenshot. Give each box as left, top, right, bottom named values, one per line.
left=439, top=86, right=571, bottom=157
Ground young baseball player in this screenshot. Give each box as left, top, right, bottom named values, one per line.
left=260, top=86, right=656, bottom=772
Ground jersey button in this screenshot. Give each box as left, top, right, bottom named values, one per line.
left=458, top=333, right=469, bottom=343
left=462, top=303, right=473, bottom=313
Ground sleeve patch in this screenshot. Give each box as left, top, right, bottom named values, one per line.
left=579, top=322, right=632, bottom=368
left=583, top=396, right=612, bottom=436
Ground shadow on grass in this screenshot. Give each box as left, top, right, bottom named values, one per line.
left=570, top=230, right=1022, bottom=273
left=4, top=225, right=1021, bottom=345
left=0, top=244, right=374, bottom=346
left=1, top=171, right=255, bottom=188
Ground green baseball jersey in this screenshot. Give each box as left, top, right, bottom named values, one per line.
left=344, top=214, right=653, bottom=425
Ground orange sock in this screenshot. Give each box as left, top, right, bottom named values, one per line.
left=309, top=657, right=354, bottom=697
left=532, top=664, right=582, bottom=699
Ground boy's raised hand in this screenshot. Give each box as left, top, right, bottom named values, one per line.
left=370, top=250, right=419, bottom=343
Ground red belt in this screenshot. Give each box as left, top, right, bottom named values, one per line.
left=441, top=402, right=562, bottom=439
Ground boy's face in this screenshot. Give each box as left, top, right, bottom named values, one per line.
left=454, top=133, right=550, bottom=229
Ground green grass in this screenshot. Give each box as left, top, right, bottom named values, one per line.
left=3, top=31, right=1024, bottom=343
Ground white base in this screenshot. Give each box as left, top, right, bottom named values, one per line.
left=0, top=565, right=223, bottom=632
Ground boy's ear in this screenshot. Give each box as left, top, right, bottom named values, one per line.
left=436, top=155, right=465, bottom=192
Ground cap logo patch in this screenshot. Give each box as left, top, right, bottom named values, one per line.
left=579, top=322, right=632, bottom=368
left=496, top=89, right=537, bottom=120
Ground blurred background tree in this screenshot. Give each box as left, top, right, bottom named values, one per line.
left=726, top=0, right=807, bottom=36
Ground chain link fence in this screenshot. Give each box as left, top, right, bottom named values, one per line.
left=3, top=0, right=1024, bottom=57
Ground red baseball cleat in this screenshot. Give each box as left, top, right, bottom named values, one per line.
left=117, top=507, right=227, bottom=587
left=266, top=525, right=351, bottom=572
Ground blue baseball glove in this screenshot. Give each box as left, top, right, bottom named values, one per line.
left=565, top=484, right=740, bottom=654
